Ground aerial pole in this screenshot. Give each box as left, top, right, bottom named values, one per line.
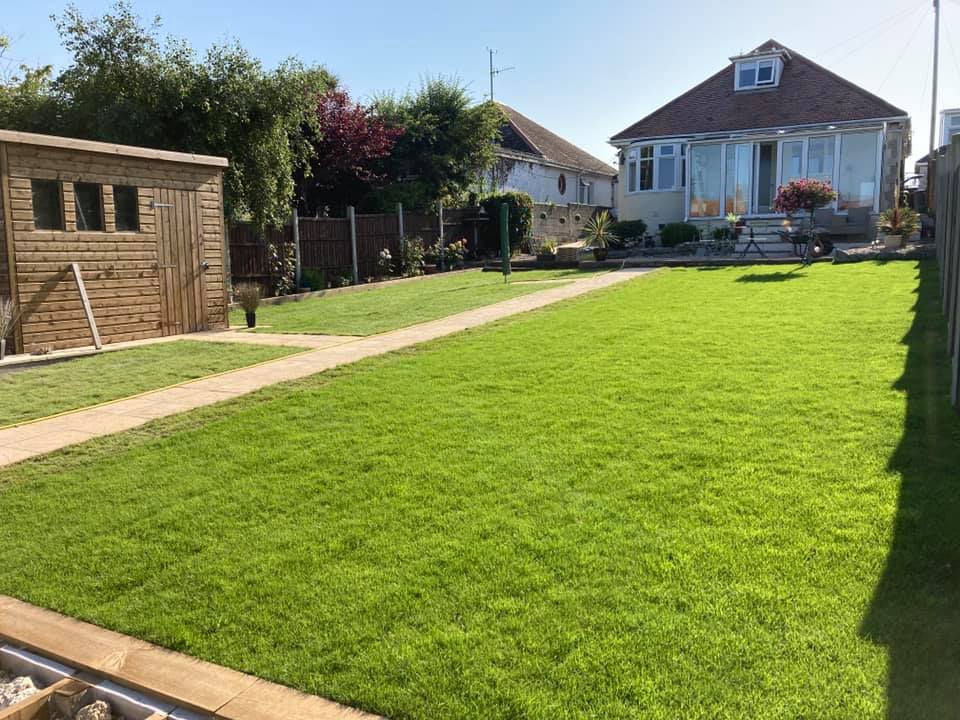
left=930, top=0, right=940, bottom=160
left=486, top=48, right=514, bottom=103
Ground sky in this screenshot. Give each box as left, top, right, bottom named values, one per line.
left=2, top=0, right=959, bottom=169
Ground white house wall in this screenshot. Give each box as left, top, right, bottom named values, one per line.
left=499, top=159, right=614, bottom=207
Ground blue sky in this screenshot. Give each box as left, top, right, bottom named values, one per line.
left=3, top=0, right=959, bottom=167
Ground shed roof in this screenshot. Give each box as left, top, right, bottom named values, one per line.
left=0, top=129, right=229, bottom=168
left=610, top=40, right=909, bottom=143
left=496, top=104, right=615, bottom=177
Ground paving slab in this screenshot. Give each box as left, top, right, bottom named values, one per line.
left=0, top=269, right=650, bottom=467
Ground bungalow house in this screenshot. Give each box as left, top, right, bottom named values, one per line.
left=494, top=103, right=617, bottom=207
left=609, top=40, right=910, bottom=239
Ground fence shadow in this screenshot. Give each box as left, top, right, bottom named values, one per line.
left=860, top=261, right=960, bottom=719
left=734, top=269, right=804, bottom=283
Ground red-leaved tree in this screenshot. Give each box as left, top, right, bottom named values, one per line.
left=297, top=89, right=403, bottom=215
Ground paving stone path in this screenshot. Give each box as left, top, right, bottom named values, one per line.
left=0, top=269, right=650, bottom=466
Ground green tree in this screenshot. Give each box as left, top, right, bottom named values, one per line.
left=0, top=2, right=334, bottom=230
left=369, top=77, right=504, bottom=211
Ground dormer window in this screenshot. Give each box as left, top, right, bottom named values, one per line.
left=735, top=57, right=781, bottom=90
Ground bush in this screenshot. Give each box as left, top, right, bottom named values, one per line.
left=538, top=239, right=558, bottom=256
left=234, top=283, right=261, bottom=313
left=301, top=269, right=326, bottom=290
left=478, top=191, right=533, bottom=255
left=399, top=236, right=425, bottom=276
left=660, top=223, right=701, bottom=247
left=609, top=219, right=647, bottom=248
left=377, top=248, right=394, bottom=277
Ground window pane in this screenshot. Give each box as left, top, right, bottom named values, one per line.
left=756, top=143, right=778, bottom=213
left=781, top=141, right=804, bottom=184
left=724, top=143, right=752, bottom=215
left=639, top=158, right=653, bottom=191
left=657, top=157, right=675, bottom=189
left=74, top=183, right=103, bottom=231
left=837, top=132, right=879, bottom=210
left=739, top=64, right=756, bottom=88
left=807, top=137, right=835, bottom=183
left=689, top=144, right=722, bottom=217
left=31, top=180, right=63, bottom=230
left=640, top=146, right=653, bottom=159
left=757, top=61, right=774, bottom=84
left=113, top=185, right=140, bottom=232
left=658, top=145, right=674, bottom=156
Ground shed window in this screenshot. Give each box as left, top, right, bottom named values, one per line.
left=113, top=185, right=140, bottom=232
left=74, top=183, right=103, bottom=231
left=31, top=180, right=64, bottom=231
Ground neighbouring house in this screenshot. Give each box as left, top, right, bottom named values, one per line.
left=609, top=40, right=911, bottom=239
left=493, top=103, right=617, bottom=207
left=0, top=129, right=229, bottom=354
left=913, top=109, right=960, bottom=192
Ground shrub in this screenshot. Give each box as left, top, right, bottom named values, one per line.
left=377, top=248, right=393, bottom=277
left=301, top=268, right=326, bottom=290
left=660, top=223, right=700, bottom=247
left=478, top=191, right=533, bottom=255
left=581, top=210, right=618, bottom=249
left=399, top=236, right=425, bottom=276
left=539, top=239, right=558, bottom=256
left=234, top=283, right=261, bottom=313
left=609, top=219, right=647, bottom=248
left=877, top=206, right=920, bottom=238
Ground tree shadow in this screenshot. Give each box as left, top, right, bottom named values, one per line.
left=860, top=261, right=960, bottom=719
left=734, top=269, right=805, bottom=283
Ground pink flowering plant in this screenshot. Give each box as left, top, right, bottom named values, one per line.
left=772, top=179, right=838, bottom=216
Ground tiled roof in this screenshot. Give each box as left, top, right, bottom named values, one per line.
left=496, top=103, right=616, bottom=177
left=610, top=40, right=908, bottom=143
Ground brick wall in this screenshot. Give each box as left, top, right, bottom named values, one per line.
left=531, top=202, right=605, bottom=244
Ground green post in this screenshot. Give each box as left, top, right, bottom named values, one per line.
left=499, top=202, right=511, bottom=281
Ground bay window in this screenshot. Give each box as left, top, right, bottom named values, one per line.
left=626, top=143, right=685, bottom=193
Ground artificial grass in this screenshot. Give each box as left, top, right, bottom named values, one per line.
left=229, top=269, right=602, bottom=336
left=1, top=262, right=955, bottom=719
left=0, top=340, right=298, bottom=426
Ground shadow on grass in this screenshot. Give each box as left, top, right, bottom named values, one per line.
left=860, top=261, right=960, bottom=719
left=735, top=269, right=805, bottom=283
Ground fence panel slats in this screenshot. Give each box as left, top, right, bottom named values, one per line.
left=936, top=135, right=960, bottom=408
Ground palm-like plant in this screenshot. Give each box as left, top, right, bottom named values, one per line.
left=581, top=210, right=619, bottom=250
left=0, top=296, right=20, bottom=359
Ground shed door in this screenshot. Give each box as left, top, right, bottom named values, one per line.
left=155, top=188, right=207, bottom=335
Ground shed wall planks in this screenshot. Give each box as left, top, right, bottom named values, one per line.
left=0, top=137, right=228, bottom=353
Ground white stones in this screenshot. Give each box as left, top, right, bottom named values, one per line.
left=0, top=670, right=39, bottom=709
left=75, top=700, right=113, bottom=720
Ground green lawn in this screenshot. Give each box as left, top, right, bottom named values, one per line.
left=0, top=340, right=298, bottom=426
left=230, top=269, right=604, bottom=336
left=2, top=262, right=956, bottom=719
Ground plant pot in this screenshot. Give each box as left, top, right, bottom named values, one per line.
left=0, top=337, right=5, bottom=361
left=245, top=311, right=256, bottom=328
left=592, top=247, right=608, bottom=261
left=881, top=233, right=900, bottom=250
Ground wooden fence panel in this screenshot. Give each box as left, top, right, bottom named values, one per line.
left=935, top=135, right=960, bottom=408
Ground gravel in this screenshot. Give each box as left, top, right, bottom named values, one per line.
left=0, top=670, right=39, bottom=709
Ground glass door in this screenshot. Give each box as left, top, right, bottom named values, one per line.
left=754, top=142, right=778, bottom=214
left=724, top=143, right=753, bottom=216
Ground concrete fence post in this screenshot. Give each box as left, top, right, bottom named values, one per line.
left=437, top=200, right=445, bottom=272
left=348, top=205, right=359, bottom=285
left=291, top=208, right=301, bottom=289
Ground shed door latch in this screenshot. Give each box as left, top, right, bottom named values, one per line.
left=150, top=201, right=174, bottom=209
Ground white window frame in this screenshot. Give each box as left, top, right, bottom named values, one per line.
left=625, top=142, right=685, bottom=194
left=579, top=180, right=592, bottom=204
left=735, top=58, right=780, bottom=91
left=683, top=130, right=883, bottom=220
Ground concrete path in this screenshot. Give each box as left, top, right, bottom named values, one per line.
left=0, top=269, right=649, bottom=467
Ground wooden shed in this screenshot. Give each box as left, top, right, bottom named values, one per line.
left=0, top=130, right=230, bottom=355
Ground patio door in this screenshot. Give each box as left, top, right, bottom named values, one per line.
left=155, top=188, right=207, bottom=336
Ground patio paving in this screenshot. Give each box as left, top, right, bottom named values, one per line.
left=0, top=269, right=650, bottom=466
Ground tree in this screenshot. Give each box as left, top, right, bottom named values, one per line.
left=0, top=2, right=334, bottom=230
left=297, top=89, right=403, bottom=216
left=369, top=77, right=505, bottom=211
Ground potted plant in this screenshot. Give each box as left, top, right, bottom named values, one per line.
left=725, top=212, right=745, bottom=238
left=0, top=296, right=20, bottom=361
left=773, top=179, right=838, bottom=265
left=235, top=283, right=261, bottom=329
left=581, top=210, right=618, bottom=261
left=537, top=239, right=558, bottom=262
left=876, top=205, right=920, bottom=249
